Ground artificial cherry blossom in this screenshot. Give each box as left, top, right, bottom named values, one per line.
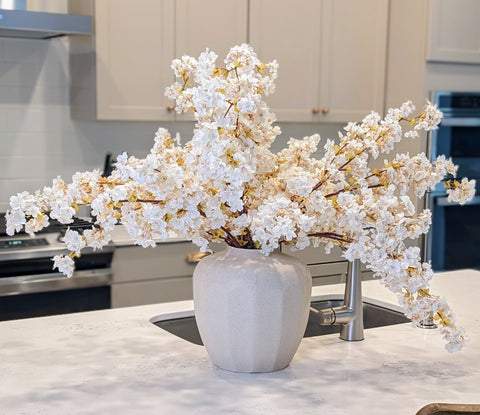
left=5, top=45, right=476, bottom=352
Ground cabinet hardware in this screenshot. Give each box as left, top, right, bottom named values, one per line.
left=185, top=251, right=211, bottom=264
left=166, top=105, right=175, bottom=112
left=321, top=107, right=329, bottom=114
left=312, top=107, right=320, bottom=114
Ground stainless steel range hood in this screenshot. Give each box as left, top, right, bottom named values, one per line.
left=0, top=8, right=92, bottom=39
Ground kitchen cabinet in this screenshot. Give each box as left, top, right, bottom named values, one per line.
left=173, top=0, right=249, bottom=121
left=248, top=0, right=388, bottom=122
left=427, top=0, right=480, bottom=64
left=93, top=0, right=175, bottom=121
left=284, top=244, right=373, bottom=285
left=69, top=0, right=248, bottom=121
left=70, top=0, right=387, bottom=123
left=111, top=240, right=372, bottom=308
left=111, top=241, right=201, bottom=307
left=283, top=245, right=347, bottom=285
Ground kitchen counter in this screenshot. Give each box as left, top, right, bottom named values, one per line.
left=1, top=269, right=479, bottom=414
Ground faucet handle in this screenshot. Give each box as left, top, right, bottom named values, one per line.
left=315, top=307, right=335, bottom=325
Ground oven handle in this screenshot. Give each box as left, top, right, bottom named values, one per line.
left=0, top=268, right=112, bottom=296
left=440, top=117, right=480, bottom=127
left=434, top=195, right=480, bottom=206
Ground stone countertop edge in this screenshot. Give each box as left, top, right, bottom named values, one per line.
left=0, top=269, right=479, bottom=414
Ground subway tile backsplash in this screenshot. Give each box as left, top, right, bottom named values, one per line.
left=0, top=37, right=166, bottom=212
left=0, top=37, right=342, bottom=213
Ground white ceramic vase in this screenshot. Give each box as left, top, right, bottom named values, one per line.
left=193, top=246, right=312, bottom=373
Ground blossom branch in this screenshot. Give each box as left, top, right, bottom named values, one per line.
left=308, top=232, right=354, bottom=244
left=5, top=45, right=471, bottom=353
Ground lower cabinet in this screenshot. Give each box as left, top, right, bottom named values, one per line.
left=111, top=241, right=201, bottom=308
left=282, top=245, right=373, bottom=286
left=112, top=241, right=374, bottom=308
left=111, top=276, right=193, bottom=308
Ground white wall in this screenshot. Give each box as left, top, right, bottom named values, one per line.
left=0, top=36, right=344, bottom=212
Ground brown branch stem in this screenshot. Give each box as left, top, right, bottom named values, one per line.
left=308, top=232, right=354, bottom=244
left=118, top=199, right=164, bottom=204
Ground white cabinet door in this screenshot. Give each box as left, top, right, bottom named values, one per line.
left=111, top=242, right=200, bottom=307
left=319, top=0, right=388, bottom=122
left=427, top=0, right=480, bottom=64
left=112, top=278, right=194, bottom=308
left=174, top=0, right=248, bottom=121
left=249, top=0, right=388, bottom=123
left=95, top=0, right=176, bottom=121
left=71, top=0, right=248, bottom=121
left=175, top=0, right=248, bottom=59
left=249, top=0, right=323, bottom=122
left=73, top=0, right=387, bottom=123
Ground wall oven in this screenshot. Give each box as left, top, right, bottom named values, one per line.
left=425, top=91, right=480, bottom=271
left=0, top=216, right=114, bottom=321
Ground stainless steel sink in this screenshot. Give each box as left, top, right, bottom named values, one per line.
left=151, top=298, right=410, bottom=345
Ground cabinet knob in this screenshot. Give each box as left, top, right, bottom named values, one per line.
left=185, top=251, right=211, bottom=264
left=321, top=107, right=329, bottom=114
left=166, top=105, right=175, bottom=112
left=312, top=107, right=320, bottom=114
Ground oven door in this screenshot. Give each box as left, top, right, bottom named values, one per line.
left=0, top=269, right=112, bottom=321
left=0, top=267, right=112, bottom=321
left=425, top=194, right=480, bottom=271
left=428, top=119, right=480, bottom=193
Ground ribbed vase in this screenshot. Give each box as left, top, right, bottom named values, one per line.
left=193, top=246, right=312, bottom=373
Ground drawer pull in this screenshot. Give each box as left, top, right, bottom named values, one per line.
left=185, top=251, right=211, bottom=264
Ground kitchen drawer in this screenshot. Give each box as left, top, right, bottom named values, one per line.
left=111, top=277, right=192, bottom=308
left=112, top=241, right=203, bottom=283
left=310, top=262, right=374, bottom=286
left=282, top=244, right=345, bottom=265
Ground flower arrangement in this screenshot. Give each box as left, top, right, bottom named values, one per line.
left=6, top=44, right=475, bottom=352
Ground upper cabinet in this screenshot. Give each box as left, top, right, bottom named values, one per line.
left=173, top=0, right=248, bottom=121
left=249, top=0, right=388, bottom=122
left=174, top=1, right=248, bottom=61
left=427, top=0, right=480, bottom=64
left=69, top=0, right=247, bottom=121
left=70, top=0, right=387, bottom=123
left=95, top=0, right=175, bottom=121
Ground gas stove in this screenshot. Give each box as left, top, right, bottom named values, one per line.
left=0, top=214, right=95, bottom=236
left=0, top=215, right=102, bottom=262
left=0, top=214, right=114, bottom=314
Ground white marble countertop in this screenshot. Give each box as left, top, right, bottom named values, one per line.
left=1, top=269, right=479, bottom=414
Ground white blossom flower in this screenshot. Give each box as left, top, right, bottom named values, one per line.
left=24, top=214, right=49, bottom=235
left=415, top=101, right=443, bottom=131
left=447, top=178, right=476, bottom=205
left=237, top=95, right=255, bottom=114
left=83, top=228, right=112, bottom=250
left=5, top=45, right=475, bottom=353
left=52, top=255, right=75, bottom=278
left=62, top=228, right=86, bottom=255
left=5, top=208, right=28, bottom=235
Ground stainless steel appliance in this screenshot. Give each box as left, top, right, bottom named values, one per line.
left=0, top=216, right=114, bottom=321
left=0, top=1, right=92, bottom=40
left=425, top=91, right=480, bottom=271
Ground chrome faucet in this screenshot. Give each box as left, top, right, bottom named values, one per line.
left=314, top=259, right=364, bottom=341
